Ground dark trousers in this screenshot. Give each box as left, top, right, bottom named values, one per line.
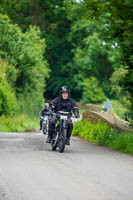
left=40, top=117, right=43, bottom=129
left=48, top=116, right=73, bottom=138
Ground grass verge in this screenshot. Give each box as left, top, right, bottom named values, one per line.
left=72, top=120, right=133, bottom=155
left=0, top=114, right=39, bottom=132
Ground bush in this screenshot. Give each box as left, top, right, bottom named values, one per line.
left=17, top=92, right=44, bottom=117
left=73, top=120, right=133, bottom=155
left=124, top=110, right=133, bottom=126
left=0, top=114, right=39, bottom=132
left=73, top=120, right=110, bottom=145
left=81, top=77, right=106, bottom=104
left=0, top=80, right=18, bottom=116
left=111, top=100, right=128, bottom=119
left=110, top=133, right=133, bottom=154
left=89, top=122, right=110, bottom=145
left=0, top=14, right=49, bottom=94
left=0, top=14, right=49, bottom=117
left=72, top=120, right=84, bottom=136
left=0, top=59, right=18, bottom=116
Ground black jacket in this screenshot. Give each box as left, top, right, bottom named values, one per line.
left=51, top=97, right=79, bottom=114
left=39, top=108, right=51, bottom=117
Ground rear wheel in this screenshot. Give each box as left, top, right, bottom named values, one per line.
left=59, top=129, right=67, bottom=153
left=43, top=128, right=46, bottom=135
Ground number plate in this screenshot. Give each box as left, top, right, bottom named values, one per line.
left=43, top=116, right=48, bottom=122
left=60, top=115, right=67, bottom=120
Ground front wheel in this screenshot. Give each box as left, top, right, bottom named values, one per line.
left=51, top=139, right=57, bottom=151
left=59, top=129, right=67, bottom=153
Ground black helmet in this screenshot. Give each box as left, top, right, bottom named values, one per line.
left=60, top=86, right=69, bottom=94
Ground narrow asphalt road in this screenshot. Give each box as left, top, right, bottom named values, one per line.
left=0, top=131, right=133, bottom=200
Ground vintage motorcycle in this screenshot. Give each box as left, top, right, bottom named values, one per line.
left=51, top=111, right=72, bottom=153
left=42, top=113, right=51, bottom=135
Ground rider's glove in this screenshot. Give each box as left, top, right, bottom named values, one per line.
left=74, top=111, right=80, bottom=118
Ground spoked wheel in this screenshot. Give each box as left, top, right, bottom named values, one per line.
left=43, top=128, right=46, bottom=135
left=51, top=132, right=58, bottom=151
left=59, top=129, right=67, bottom=153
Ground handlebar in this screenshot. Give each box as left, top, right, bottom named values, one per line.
left=58, top=111, right=69, bottom=115
left=52, top=111, right=80, bottom=118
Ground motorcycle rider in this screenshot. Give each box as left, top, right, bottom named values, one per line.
left=46, top=86, right=80, bottom=145
left=39, top=103, right=52, bottom=130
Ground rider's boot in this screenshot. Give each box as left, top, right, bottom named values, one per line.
left=46, top=134, right=52, bottom=143
left=46, top=121, right=54, bottom=143
left=66, top=137, right=70, bottom=145
left=40, top=121, right=42, bottom=130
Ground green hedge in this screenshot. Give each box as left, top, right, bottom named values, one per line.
left=72, top=120, right=133, bottom=155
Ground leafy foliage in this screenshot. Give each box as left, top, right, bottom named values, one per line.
left=0, top=114, right=39, bottom=132
left=0, top=14, right=49, bottom=116
left=111, top=100, right=128, bottom=120
left=0, top=1, right=121, bottom=100
left=0, top=14, right=49, bottom=94
left=84, top=0, right=133, bottom=108
left=73, top=120, right=110, bottom=145
left=0, top=0, right=132, bottom=115
left=67, top=8, right=121, bottom=98
left=73, top=120, right=133, bottom=155
left=124, top=111, right=133, bottom=127
left=110, top=67, right=129, bottom=98
left=0, top=59, right=18, bottom=116
left=82, top=77, right=106, bottom=104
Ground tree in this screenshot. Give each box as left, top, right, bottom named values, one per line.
left=66, top=3, right=121, bottom=97
left=0, top=0, right=132, bottom=106
left=0, top=59, right=18, bottom=116
left=82, top=77, right=106, bottom=104
left=0, top=0, right=73, bottom=98
left=84, top=0, right=133, bottom=106
left=0, top=14, right=49, bottom=115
